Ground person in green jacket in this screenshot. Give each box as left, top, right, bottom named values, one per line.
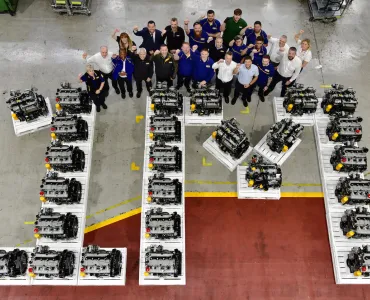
left=220, top=8, right=248, bottom=48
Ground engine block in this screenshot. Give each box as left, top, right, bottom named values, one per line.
left=0, top=249, right=28, bottom=278
left=335, top=173, right=370, bottom=205
left=149, top=115, right=181, bottom=142
left=51, top=114, right=89, bottom=142
left=144, top=245, right=182, bottom=278
left=150, top=82, right=183, bottom=115
left=266, top=118, right=304, bottom=153
left=212, top=118, right=250, bottom=159
left=283, top=83, right=318, bottom=115
left=7, top=88, right=48, bottom=122
left=330, top=143, right=368, bottom=173
left=56, top=82, right=91, bottom=114
left=347, top=245, right=370, bottom=277
left=145, top=208, right=181, bottom=240
left=190, top=86, right=222, bottom=115
left=340, top=207, right=370, bottom=239
left=321, top=84, right=357, bottom=116
left=148, top=142, right=182, bottom=172
left=147, top=173, right=182, bottom=205
left=45, top=141, right=85, bottom=172
left=326, top=115, right=362, bottom=143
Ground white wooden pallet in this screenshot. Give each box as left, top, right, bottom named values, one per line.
left=146, top=96, right=185, bottom=120
left=236, top=166, right=281, bottom=200
left=203, top=136, right=253, bottom=172
left=315, top=98, right=330, bottom=121
left=273, top=97, right=315, bottom=126
left=184, top=97, right=223, bottom=126
left=77, top=248, right=127, bottom=286
left=12, top=97, right=53, bottom=137
left=253, top=133, right=301, bottom=166
left=0, top=247, right=33, bottom=285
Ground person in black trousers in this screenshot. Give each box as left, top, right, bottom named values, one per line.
left=133, top=21, right=163, bottom=55
left=132, top=48, right=154, bottom=98
left=207, top=37, right=227, bottom=62
left=111, top=49, right=135, bottom=99
left=79, top=64, right=106, bottom=112
left=151, top=45, right=177, bottom=86
left=161, top=17, right=185, bottom=54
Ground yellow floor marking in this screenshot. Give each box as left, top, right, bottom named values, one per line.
left=241, top=162, right=248, bottom=166
left=135, top=115, right=144, bottom=123
left=320, top=85, right=332, bottom=88
left=364, top=172, right=370, bottom=177
left=24, top=221, right=35, bottom=225
left=185, top=180, right=321, bottom=187
left=240, top=106, right=250, bottom=114
left=131, top=162, right=140, bottom=171
left=202, top=157, right=212, bottom=166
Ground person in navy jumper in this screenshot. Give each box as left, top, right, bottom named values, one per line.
left=133, top=21, right=163, bottom=55
left=246, top=36, right=267, bottom=66
left=240, top=21, right=268, bottom=47
left=184, top=20, right=209, bottom=51
left=174, top=42, right=198, bottom=93
left=255, top=55, right=275, bottom=102
left=228, top=35, right=248, bottom=63
left=192, top=48, right=215, bottom=88
left=197, top=10, right=221, bottom=38
left=111, top=49, right=135, bottom=99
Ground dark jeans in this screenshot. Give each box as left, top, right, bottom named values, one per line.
left=176, top=74, right=192, bottom=89
left=136, top=78, right=152, bottom=92
left=156, top=78, right=173, bottom=87
left=101, top=71, right=118, bottom=93
left=264, top=71, right=296, bottom=97
left=117, top=77, right=133, bottom=95
left=89, top=92, right=105, bottom=109
left=233, top=81, right=255, bottom=101
left=216, top=77, right=233, bottom=98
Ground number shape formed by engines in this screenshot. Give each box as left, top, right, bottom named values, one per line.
left=326, top=115, right=362, bottom=143
left=145, top=208, right=181, bottom=240
left=7, top=88, right=49, bottom=122
left=147, top=173, right=182, bottom=205
left=347, top=245, right=370, bottom=277
left=150, top=82, right=183, bottom=115
left=79, top=245, right=122, bottom=278
left=144, top=245, right=182, bottom=278
left=283, top=83, right=318, bottom=115
left=33, top=208, right=78, bottom=240
left=148, top=141, right=182, bottom=172
left=321, top=84, right=357, bottom=116
left=190, top=86, right=222, bottom=116
left=340, top=207, right=370, bottom=239
left=0, top=249, right=28, bottom=278
left=149, top=115, right=181, bottom=143
left=50, top=114, right=89, bottom=142
left=266, top=118, right=304, bottom=153
left=330, top=143, right=368, bottom=173
left=56, top=82, right=91, bottom=114
left=28, top=246, right=75, bottom=279
left=335, top=173, right=370, bottom=205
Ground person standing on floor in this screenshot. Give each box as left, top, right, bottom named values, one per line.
left=255, top=55, right=275, bottom=102
left=174, top=42, right=198, bottom=93
left=212, top=51, right=237, bottom=103
left=294, top=30, right=312, bottom=70
left=196, top=10, right=221, bottom=38
left=264, top=47, right=302, bottom=98
left=207, top=37, right=227, bottom=62
left=240, top=21, right=268, bottom=47
left=82, top=46, right=120, bottom=95
left=220, top=8, right=248, bottom=48
left=111, top=30, right=137, bottom=55
left=228, top=35, right=248, bottom=63
left=152, top=45, right=177, bottom=86
left=78, top=64, right=107, bottom=112
left=111, top=49, right=135, bottom=99
left=161, top=18, right=186, bottom=54
left=267, top=34, right=289, bottom=68
left=192, top=48, right=215, bottom=88
left=184, top=20, right=209, bottom=51
left=133, top=21, right=162, bottom=55
left=132, top=48, right=154, bottom=98
left=246, top=36, right=267, bottom=66
left=231, top=56, right=259, bottom=107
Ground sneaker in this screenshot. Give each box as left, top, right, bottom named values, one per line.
left=136, top=91, right=142, bottom=98
left=121, top=93, right=126, bottom=99
left=224, top=96, right=229, bottom=104
left=96, top=106, right=101, bottom=112
left=231, top=97, right=237, bottom=105
left=259, top=94, right=265, bottom=102
left=114, top=88, right=120, bottom=94
left=247, top=96, right=252, bottom=103
left=102, top=103, right=108, bottom=109
left=129, top=92, right=134, bottom=98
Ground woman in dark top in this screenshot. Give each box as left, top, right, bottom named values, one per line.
left=111, top=29, right=137, bottom=56
left=79, top=64, right=106, bottom=112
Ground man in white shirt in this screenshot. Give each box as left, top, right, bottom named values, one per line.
left=212, top=51, right=237, bottom=103
left=267, top=35, right=289, bottom=68
left=264, top=47, right=302, bottom=97
left=82, top=46, right=119, bottom=95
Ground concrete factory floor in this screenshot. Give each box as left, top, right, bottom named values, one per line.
left=0, top=0, right=369, bottom=246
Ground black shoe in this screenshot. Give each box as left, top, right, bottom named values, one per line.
left=102, top=103, right=107, bottom=109
left=242, top=100, right=248, bottom=107
left=224, top=96, right=229, bottom=104
left=231, top=97, right=237, bottom=105
left=121, top=93, right=126, bottom=99
left=114, top=88, right=120, bottom=94
left=263, top=89, right=270, bottom=96
left=247, top=97, right=252, bottom=103
left=96, top=106, right=101, bottom=112
left=136, top=91, right=142, bottom=98
left=129, top=92, right=133, bottom=98
left=259, top=94, right=265, bottom=102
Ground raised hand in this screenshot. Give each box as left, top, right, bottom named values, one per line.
left=184, top=19, right=190, bottom=26
left=248, top=44, right=254, bottom=49
left=133, top=25, right=139, bottom=31
left=299, top=29, right=304, bottom=35
left=82, top=52, right=88, bottom=59
left=114, top=28, right=120, bottom=33
left=192, top=45, right=198, bottom=51
left=218, top=59, right=224, bottom=63
left=154, top=50, right=160, bottom=55
left=162, top=29, right=167, bottom=35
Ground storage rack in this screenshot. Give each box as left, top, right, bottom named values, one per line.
left=50, top=0, right=92, bottom=16
left=308, top=0, right=353, bottom=22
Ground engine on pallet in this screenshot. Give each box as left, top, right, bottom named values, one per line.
left=150, top=82, right=183, bottom=115
left=321, top=84, right=357, bottom=116
left=347, top=245, right=370, bottom=277
left=245, top=155, right=282, bottom=191
left=50, top=114, right=89, bottom=142
left=266, top=118, right=304, bottom=153
left=283, top=83, right=318, bottom=115
left=147, top=173, right=182, bottom=205
left=45, top=141, right=85, bottom=172
left=6, top=88, right=48, bottom=122
left=28, top=246, right=75, bottom=278
left=149, top=115, right=181, bottom=142
left=0, top=249, right=28, bottom=278
left=330, top=143, right=368, bottom=173
left=144, top=245, right=182, bottom=277
left=80, top=245, right=122, bottom=278
left=326, top=115, right=362, bottom=143
left=212, top=118, right=250, bottom=159
left=148, top=142, right=182, bottom=172
left=335, top=173, right=370, bottom=205
left=145, top=208, right=181, bottom=240
left=190, top=86, right=222, bottom=115
left=55, top=82, right=91, bottom=114
left=340, top=207, right=370, bottom=239
left=33, top=208, right=78, bottom=240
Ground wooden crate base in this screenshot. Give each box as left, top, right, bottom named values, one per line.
left=273, top=97, right=315, bottom=126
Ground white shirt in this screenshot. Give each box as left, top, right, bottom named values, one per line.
left=268, top=37, right=289, bottom=64
left=296, top=39, right=312, bottom=63
left=119, top=59, right=127, bottom=78
left=277, top=52, right=302, bottom=82
left=86, top=51, right=114, bottom=74
left=212, top=60, right=237, bottom=83
left=151, top=31, right=155, bottom=43
left=237, top=64, right=259, bottom=85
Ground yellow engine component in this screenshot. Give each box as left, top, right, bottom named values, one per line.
left=145, top=233, right=150, bottom=238
left=55, top=103, right=62, bottom=111
left=325, top=104, right=332, bottom=112
left=248, top=180, right=254, bottom=187
left=144, top=271, right=149, bottom=276
left=150, top=103, right=155, bottom=111
left=259, top=184, right=263, bottom=189
left=346, top=231, right=355, bottom=238
left=34, top=233, right=41, bottom=239
left=51, top=132, right=56, bottom=140
left=282, top=145, right=289, bottom=152
left=29, top=272, right=36, bottom=278
left=45, top=163, right=51, bottom=170
left=251, top=167, right=256, bottom=171
left=335, top=163, right=343, bottom=171
left=11, top=113, right=18, bottom=120
left=147, top=197, right=152, bottom=202
left=148, top=163, right=153, bottom=169
left=149, top=132, right=154, bottom=140
left=190, top=104, right=196, bottom=111
left=212, top=131, right=217, bottom=139
left=354, top=270, right=362, bottom=277
left=40, top=196, right=46, bottom=202
left=331, top=132, right=339, bottom=141
left=287, top=104, right=294, bottom=112
left=341, top=196, right=349, bottom=204
left=80, top=272, right=86, bottom=277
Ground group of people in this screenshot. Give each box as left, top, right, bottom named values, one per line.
left=79, top=8, right=313, bottom=111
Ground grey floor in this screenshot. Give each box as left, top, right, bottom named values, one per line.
left=0, top=0, right=369, bottom=246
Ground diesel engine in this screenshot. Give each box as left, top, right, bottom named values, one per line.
left=33, top=208, right=78, bottom=240
left=149, top=115, right=181, bottom=142
left=50, top=114, right=89, bottom=142
left=0, top=249, right=28, bottom=278
left=283, top=83, right=318, bottom=115
left=245, top=155, right=282, bottom=191
left=190, top=86, right=222, bottom=115
left=150, top=82, right=183, bottom=115
left=28, top=246, right=75, bottom=279
left=7, top=88, right=48, bottom=122
left=147, top=173, right=182, bottom=205
left=330, top=143, right=368, bottom=173
left=144, top=245, right=182, bottom=278
left=80, top=245, right=122, bottom=278
left=145, top=208, right=181, bottom=240
left=148, top=142, right=182, bottom=172
left=321, top=84, right=357, bottom=116
left=347, top=245, right=370, bottom=277
left=326, top=115, right=362, bottom=143
left=55, top=82, right=91, bottom=114
left=266, top=118, right=304, bottom=153
left=45, top=141, right=85, bottom=172
left=340, top=207, right=370, bottom=239
left=212, top=118, right=250, bottom=159
left=335, top=173, right=370, bottom=205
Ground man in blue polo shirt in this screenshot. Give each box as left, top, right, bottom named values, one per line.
left=198, top=10, right=221, bottom=38
left=246, top=36, right=267, bottom=66
left=255, top=55, right=275, bottom=102
left=174, top=42, right=198, bottom=93
left=192, top=48, right=215, bottom=88
left=228, top=35, right=248, bottom=63
left=184, top=20, right=209, bottom=50
left=240, top=21, right=268, bottom=47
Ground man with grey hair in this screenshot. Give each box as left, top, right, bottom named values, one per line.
left=267, top=35, right=289, bottom=68
left=82, top=46, right=119, bottom=95
left=132, top=47, right=154, bottom=98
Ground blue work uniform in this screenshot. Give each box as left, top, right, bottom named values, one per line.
left=192, top=57, right=215, bottom=83
left=199, top=18, right=221, bottom=35
left=187, top=29, right=209, bottom=50
left=256, top=62, right=275, bottom=87
left=244, top=28, right=269, bottom=46
left=247, top=46, right=267, bottom=66
left=229, top=44, right=248, bottom=63
left=178, top=51, right=197, bottom=76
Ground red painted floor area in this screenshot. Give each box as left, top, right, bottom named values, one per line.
left=1, top=197, right=370, bottom=300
